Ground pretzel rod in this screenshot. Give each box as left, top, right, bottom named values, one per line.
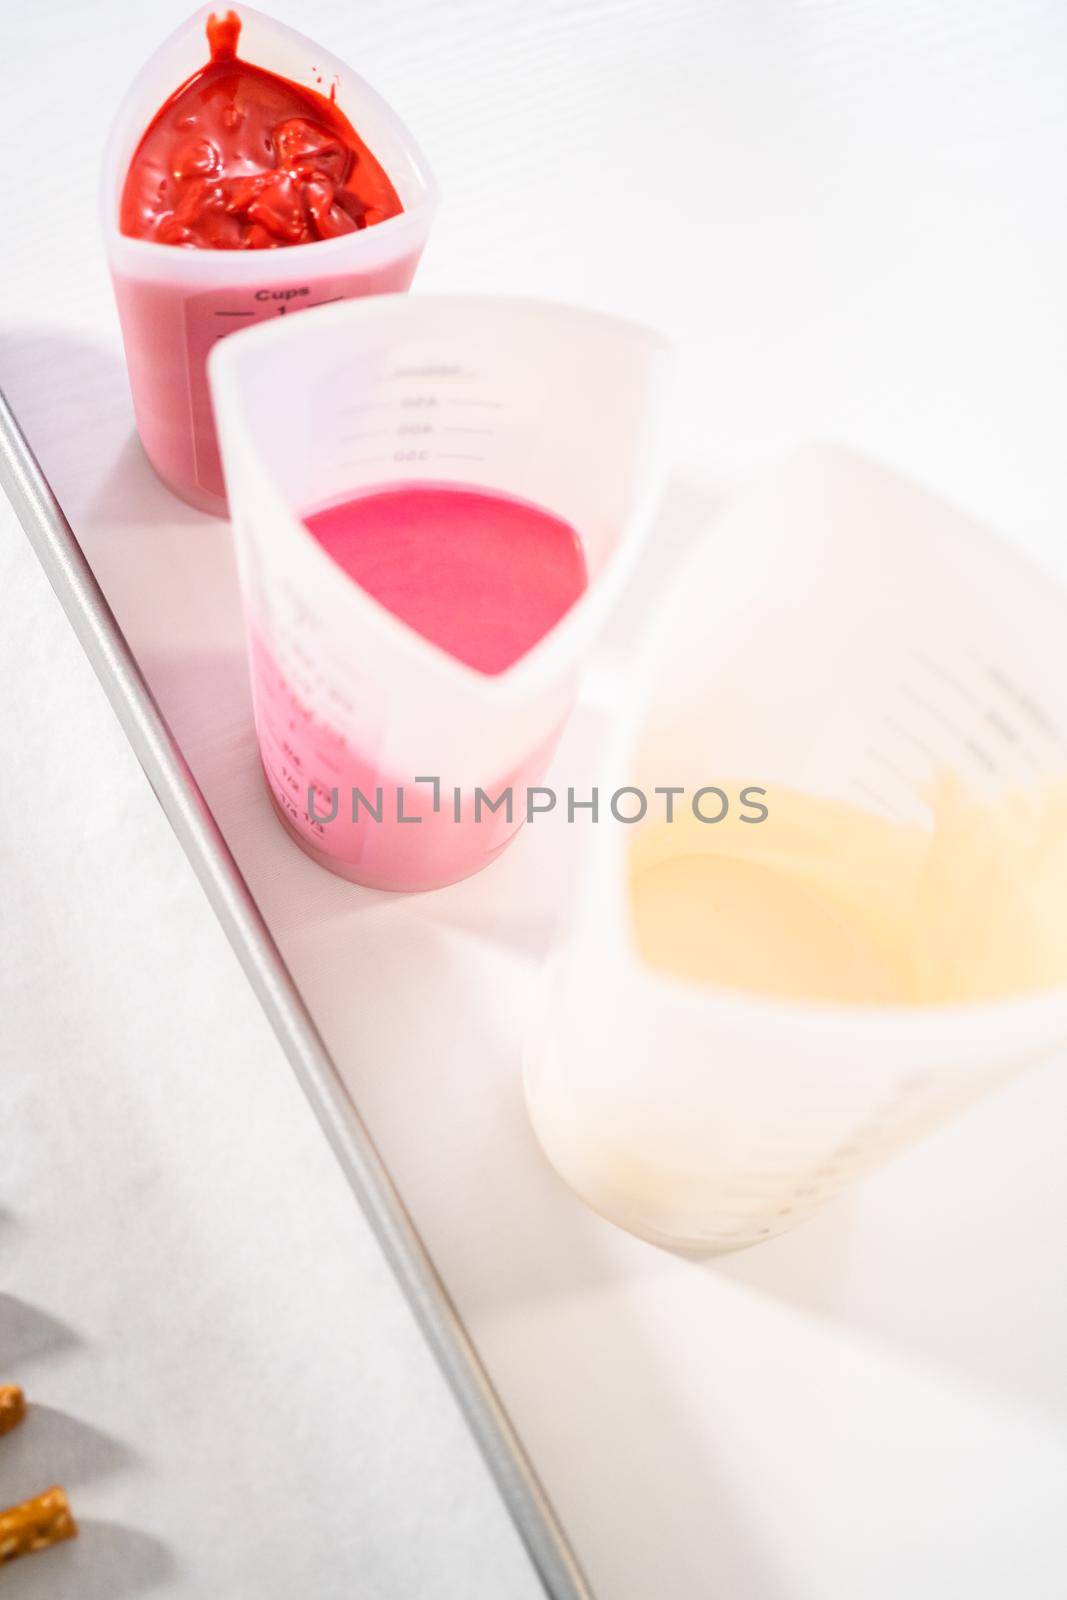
left=0, top=1388, right=26, bottom=1438
left=0, top=1487, right=77, bottom=1566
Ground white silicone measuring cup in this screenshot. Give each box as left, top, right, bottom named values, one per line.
left=101, top=4, right=437, bottom=515
left=525, top=444, right=1067, bottom=1252
left=208, top=293, right=670, bottom=891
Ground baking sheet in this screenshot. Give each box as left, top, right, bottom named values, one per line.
left=5, top=2, right=1067, bottom=1596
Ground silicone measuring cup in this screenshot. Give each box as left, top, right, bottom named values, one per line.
left=101, top=4, right=437, bottom=515
left=208, top=293, right=670, bottom=891
left=525, top=444, right=1067, bottom=1252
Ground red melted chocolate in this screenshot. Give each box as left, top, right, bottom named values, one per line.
left=120, top=11, right=403, bottom=249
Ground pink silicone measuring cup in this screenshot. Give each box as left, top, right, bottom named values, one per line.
left=101, top=5, right=438, bottom=515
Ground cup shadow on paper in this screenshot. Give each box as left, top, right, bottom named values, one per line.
left=0, top=328, right=209, bottom=534
left=8, top=1520, right=175, bottom=1599
left=0, top=1295, right=81, bottom=1366
left=707, top=1100, right=1067, bottom=1422
left=0, top=1406, right=136, bottom=1495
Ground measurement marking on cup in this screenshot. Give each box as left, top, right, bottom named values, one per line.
left=389, top=365, right=476, bottom=380
left=913, top=652, right=981, bottom=708
left=852, top=779, right=907, bottom=822
left=884, top=715, right=938, bottom=764
left=263, top=755, right=299, bottom=809
left=983, top=706, right=1019, bottom=744
left=866, top=746, right=918, bottom=788
left=982, top=662, right=1065, bottom=747
left=449, top=398, right=503, bottom=409
left=900, top=684, right=963, bottom=738
left=980, top=711, right=1042, bottom=774
left=443, top=426, right=495, bottom=436
left=308, top=295, right=345, bottom=307
left=901, top=682, right=999, bottom=773
left=214, top=309, right=255, bottom=317
left=964, top=738, right=998, bottom=774
left=438, top=453, right=486, bottom=463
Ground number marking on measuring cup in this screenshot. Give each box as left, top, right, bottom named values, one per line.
left=329, top=368, right=504, bottom=476
left=187, top=274, right=387, bottom=497
left=854, top=647, right=1063, bottom=818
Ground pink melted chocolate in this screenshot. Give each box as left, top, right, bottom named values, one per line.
left=303, top=483, right=588, bottom=674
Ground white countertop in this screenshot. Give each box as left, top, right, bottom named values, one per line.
left=3, top=2, right=1067, bottom=1596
